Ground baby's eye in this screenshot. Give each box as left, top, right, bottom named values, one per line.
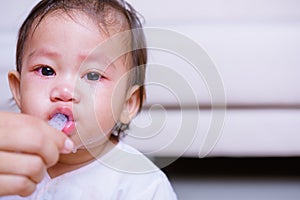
left=83, top=72, right=103, bottom=81
left=35, top=66, right=56, bottom=77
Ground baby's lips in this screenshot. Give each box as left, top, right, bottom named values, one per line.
left=62, top=120, right=75, bottom=136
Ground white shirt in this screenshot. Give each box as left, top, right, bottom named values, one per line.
left=1, top=142, right=177, bottom=200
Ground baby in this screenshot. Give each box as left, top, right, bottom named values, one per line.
left=1, top=0, right=176, bottom=199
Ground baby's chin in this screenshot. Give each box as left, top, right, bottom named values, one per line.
left=71, top=132, right=114, bottom=152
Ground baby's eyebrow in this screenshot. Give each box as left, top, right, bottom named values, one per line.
left=82, top=58, right=117, bottom=74
left=29, top=47, right=112, bottom=61
left=26, top=47, right=117, bottom=71
left=28, top=48, right=62, bottom=60
left=82, top=53, right=112, bottom=64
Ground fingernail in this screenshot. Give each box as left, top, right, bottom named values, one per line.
left=61, top=138, right=75, bottom=154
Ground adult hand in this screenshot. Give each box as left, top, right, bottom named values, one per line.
left=0, top=112, right=74, bottom=197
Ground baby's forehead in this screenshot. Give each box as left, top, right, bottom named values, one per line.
left=47, top=6, right=130, bottom=36
left=30, top=9, right=132, bottom=48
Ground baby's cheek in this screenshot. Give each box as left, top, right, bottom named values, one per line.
left=20, top=95, right=46, bottom=118
left=110, top=94, right=127, bottom=119
left=20, top=80, right=49, bottom=116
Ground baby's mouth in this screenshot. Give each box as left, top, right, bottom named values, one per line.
left=48, top=113, right=68, bottom=130
left=48, top=113, right=75, bottom=136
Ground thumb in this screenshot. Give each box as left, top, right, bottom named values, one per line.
left=60, top=137, right=75, bottom=154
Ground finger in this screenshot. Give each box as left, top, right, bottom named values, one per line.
left=0, top=151, right=46, bottom=184
left=0, top=175, right=36, bottom=197
left=47, top=126, right=75, bottom=155
left=0, top=125, right=58, bottom=167
left=0, top=115, right=74, bottom=167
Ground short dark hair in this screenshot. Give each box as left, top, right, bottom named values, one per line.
left=16, top=0, right=147, bottom=112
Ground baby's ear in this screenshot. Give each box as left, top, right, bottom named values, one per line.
left=119, top=85, right=141, bottom=124
left=8, top=70, right=22, bottom=109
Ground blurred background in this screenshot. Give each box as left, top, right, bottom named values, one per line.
left=1, top=0, right=300, bottom=199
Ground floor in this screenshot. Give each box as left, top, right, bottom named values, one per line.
left=157, top=157, right=300, bottom=200
left=171, top=176, right=300, bottom=200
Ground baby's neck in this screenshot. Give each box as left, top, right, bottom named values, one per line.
left=48, top=138, right=118, bottom=178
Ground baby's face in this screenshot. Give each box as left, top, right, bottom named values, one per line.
left=16, top=12, right=131, bottom=156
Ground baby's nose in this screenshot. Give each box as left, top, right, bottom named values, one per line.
left=50, top=84, right=80, bottom=103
